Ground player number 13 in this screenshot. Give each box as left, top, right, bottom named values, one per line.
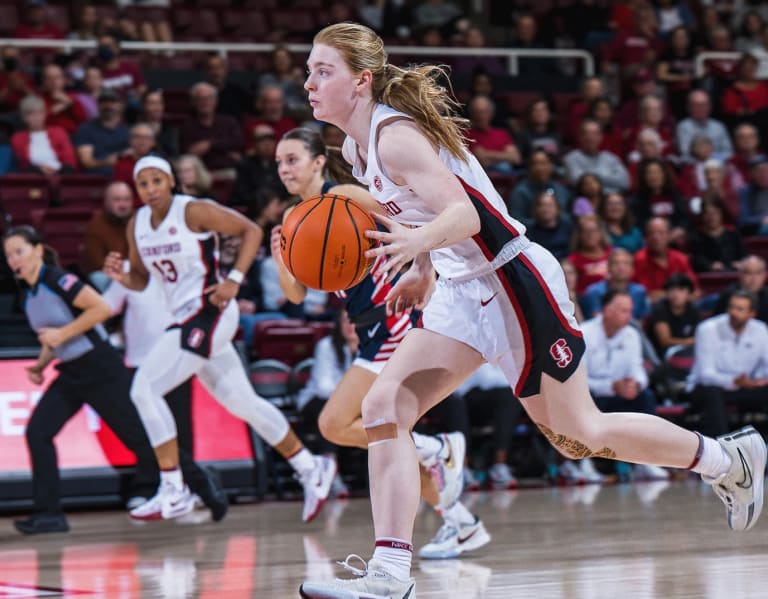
left=152, top=259, right=178, bottom=283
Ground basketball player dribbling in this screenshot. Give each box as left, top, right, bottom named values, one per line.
left=299, top=23, right=767, bottom=599
left=103, top=155, right=336, bottom=524
left=271, top=127, right=490, bottom=560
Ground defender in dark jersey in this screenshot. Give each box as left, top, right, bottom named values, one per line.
left=3, top=227, right=160, bottom=535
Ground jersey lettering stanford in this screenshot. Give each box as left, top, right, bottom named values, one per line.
left=134, top=195, right=219, bottom=318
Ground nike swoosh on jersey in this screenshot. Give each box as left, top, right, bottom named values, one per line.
left=367, top=322, right=382, bottom=338
left=480, top=293, right=498, bottom=307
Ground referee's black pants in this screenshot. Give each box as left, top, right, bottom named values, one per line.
left=126, top=369, right=211, bottom=499
left=25, top=346, right=159, bottom=514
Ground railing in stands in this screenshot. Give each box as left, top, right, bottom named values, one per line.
left=1, top=39, right=595, bottom=77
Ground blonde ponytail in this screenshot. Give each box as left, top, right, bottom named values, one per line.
left=314, top=23, right=468, bottom=162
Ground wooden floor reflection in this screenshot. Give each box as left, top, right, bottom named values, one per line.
left=2, top=480, right=768, bottom=598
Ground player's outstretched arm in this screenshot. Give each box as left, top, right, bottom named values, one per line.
left=186, top=200, right=263, bottom=309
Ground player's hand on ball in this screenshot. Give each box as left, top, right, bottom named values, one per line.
left=365, top=212, right=421, bottom=283
left=384, top=264, right=435, bottom=316
left=270, top=225, right=284, bottom=266
left=205, top=280, right=238, bottom=310
left=103, top=252, right=125, bottom=282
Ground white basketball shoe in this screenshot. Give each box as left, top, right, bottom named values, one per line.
left=298, top=455, right=337, bottom=523
left=129, top=481, right=196, bottom=521
left=702, top=425, right=767, bottom=532
left=418, top=516, right=491, bottom=559
left=299, top=556, right=416, bottom=599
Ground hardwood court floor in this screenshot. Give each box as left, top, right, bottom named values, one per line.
left=1, top=480, right=768, bottom=598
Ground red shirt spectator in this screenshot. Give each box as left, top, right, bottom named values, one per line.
left=97, top=34, right=146, bottom=101
left=722, top=81, right=768, bottom=117
left=466, top=95, right=521, bottom=173
left=567, top=214, right=612, bottom=293
left=567, top=77, right=605, bottom=144
left=112, top=123, right=157, bottom=205
left=603, top=8, right=661, bottom=70
left=243, top=115, right=297, bottom=146
left=14, top=1, right=64, bottom=42
left=12, top=127, right=76, bottom=173
left=569, top=249, right=612, bottom=294
left=39, top=64, right=86, bottom=136
left=633, top=217, right=699, bottom=300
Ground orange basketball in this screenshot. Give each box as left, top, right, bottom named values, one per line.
left=280, top=193, right=378, bottom=292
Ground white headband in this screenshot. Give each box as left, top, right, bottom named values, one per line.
left=133, top=155, right=173, bottom=180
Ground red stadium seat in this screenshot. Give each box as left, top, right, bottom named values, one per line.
left=500, top=91, right=542, bottom=117
left=36, top=206, right=95, bottom=269
left=57, top=174, right=110, bottom=209
left=309, top=321, right=334, bottom=342
left=210, top=176, right=235, bottom=205
left=221, top=10, right=268, bottom=40
left=162, top=89, right=191, bottom=114
left=248, top=359, right=291, bottom=401
left=697, top=272, right=740, bottom=296
left=253, top=326, right=317, bottom=365
left=744, top=237, right=768, bottom=261
left=268, top=9, right=316, bottom=34
left=0, top=174, right=52, bottom=226
left=252, top=318, right=305, bottom=344
left=288, top=357, right=314, bottom=396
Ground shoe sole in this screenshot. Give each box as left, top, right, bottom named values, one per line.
left=303, top=458, right=338, bottom=523
left=299, top=583, right=411, bottom=599
left=729, top=426, right=767, bottom=532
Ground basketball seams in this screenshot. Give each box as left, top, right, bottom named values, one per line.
left=286, top=195, right=325, bottom=278
left=282, top=192, right=377, bottom=291
left=344, top=198, right=365, bottom=289
left=317, top=194, right=338, bottom=290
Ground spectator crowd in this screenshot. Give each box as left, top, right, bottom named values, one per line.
left=3, top=0, right=768, bottom=490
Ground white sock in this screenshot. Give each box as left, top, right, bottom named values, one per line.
left=372, top=538, right=412, bottom=581
left=412, top=432, right=445, bottom=467
left=160, top=467, right=183, bottom=491
left=690, top=434, right=733, bottom=478
left=437, top=501, right=475, bottom=529
left=288, top=448, right=316, bottom=476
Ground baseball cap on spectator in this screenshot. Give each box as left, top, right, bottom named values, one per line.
left=749, top=154, right=768, bottom=168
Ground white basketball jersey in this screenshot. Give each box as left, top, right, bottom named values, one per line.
left=343, top=104, right=528, bottom=280
left=134, top=194, right=219, bottom=320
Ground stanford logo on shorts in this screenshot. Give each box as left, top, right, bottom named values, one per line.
left=549, top=338, right=573, bottom=368
left=373, top=175, right=383, bottom=192
left=188, top=328, right=205, bottom=349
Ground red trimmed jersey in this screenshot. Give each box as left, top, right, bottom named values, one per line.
left=134, top=194, right=219, bottom=321
left=343, top=104, right=526, bottom=280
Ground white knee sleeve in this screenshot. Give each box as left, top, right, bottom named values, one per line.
left=130, top=369, right=178, bottom=447
left=199, top=347, right=290, bottom=446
